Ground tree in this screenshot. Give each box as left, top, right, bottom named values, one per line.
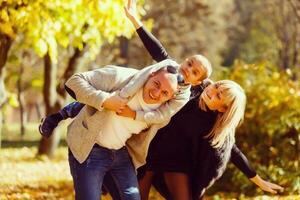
left=0, top=32, right=12, bottom=148
left=96, top=0, right=238, bottom=69
left=0, top=0, right=145, bottom=155
left=223, top=0, right=300, bottom=70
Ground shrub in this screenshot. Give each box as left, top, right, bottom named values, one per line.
left=213, top=61, right=300, bottom=195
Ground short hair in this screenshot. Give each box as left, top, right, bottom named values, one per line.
left=193, top=54, right=212, bottom=80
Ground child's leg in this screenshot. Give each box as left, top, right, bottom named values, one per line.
left=60, top=101, right=85, bottom=119
left=39, top=101, right=84, bottom=138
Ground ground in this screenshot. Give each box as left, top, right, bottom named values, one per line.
left=1, top=146, right=299, bottom=200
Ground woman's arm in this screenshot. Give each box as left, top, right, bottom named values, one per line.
left=231, top=144, right=284, bottom=194
left=231, top=144, right=257, bottom=178
left=125, top=0, right=170, bottom=62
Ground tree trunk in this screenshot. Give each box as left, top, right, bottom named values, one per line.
left=35, top=102, right=42, bottom=119
left=119, top=36, right=129, bottom=66
left=17, top=64, right=26, bottom=137
left=0, top=110, right=3, bottom=149
left=0, top=33, right=12, bottom=148
left=38, top=54, right=61, bottom=157
left=38, top=46, right=86, bottom=156
left=0, top=33, right=11, bottom=105
left=56, top=45, right=87, bottom=99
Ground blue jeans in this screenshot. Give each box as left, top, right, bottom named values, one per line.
left=60, top=101, right=84, bottom=119
left=68, top=145, right=141, bottom=200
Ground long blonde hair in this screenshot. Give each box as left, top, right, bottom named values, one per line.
left=199, top=80, right=246, bottom=148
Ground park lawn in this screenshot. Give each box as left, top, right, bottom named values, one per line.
left=0, top=146, right=299, bottom=200
left=1, top=122, right=68, bottom=142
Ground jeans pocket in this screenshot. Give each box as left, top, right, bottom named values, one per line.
left=86, top=147, right=111, bottom=169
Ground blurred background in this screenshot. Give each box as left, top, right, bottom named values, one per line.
left=0, top=0, right=299, bottom=199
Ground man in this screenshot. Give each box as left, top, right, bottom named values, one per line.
left=64, top=59, right=186, bottom=200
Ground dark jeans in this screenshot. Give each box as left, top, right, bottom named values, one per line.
left=68, top=145, right=141, bottom=200
left=60, top=101, right=84, bottom=119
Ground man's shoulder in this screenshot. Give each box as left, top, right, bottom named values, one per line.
left=159, top=58, right=178, bottom=66
left=92, top=65, right=139, bottom=77
left=102, top=65, right=139, bottom=72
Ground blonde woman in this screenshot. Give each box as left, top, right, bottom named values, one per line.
left=136, top=80, right=283, bottom=200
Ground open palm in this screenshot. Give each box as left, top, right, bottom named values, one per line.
left=124, top=0, right=138, bottom=20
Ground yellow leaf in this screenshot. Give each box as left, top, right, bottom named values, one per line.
left=0, top=23, right=16, bottom=38
left=0, top=9, right=9, bottom=22
left=8, top=93, right=19, bottom=108
left=34, top=38, right=48, bottom=57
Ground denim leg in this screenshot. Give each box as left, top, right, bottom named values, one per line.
left=103, top=173, right=123, bottom=200
left=109, top=148, right=141, bottom=200
left=68, top=146, right=113, bottom=200
left=60, top=101, right=84, bottom=119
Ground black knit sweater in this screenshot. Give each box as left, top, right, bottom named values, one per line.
left=136, top=26, right=256, bottom=199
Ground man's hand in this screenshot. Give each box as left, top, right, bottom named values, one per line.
left=116, top=105, right=136, bottom=119
left=102, top=92, right=128, bottom=112
left=250, top=175, right=284, bottom=194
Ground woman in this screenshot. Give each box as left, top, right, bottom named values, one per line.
left=123, top=0, right=283, bottom=199
left=138, top=80, right=247, bottom=199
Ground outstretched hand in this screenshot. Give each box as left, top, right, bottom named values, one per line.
left=250, top=175, right=284, bottom=194
left=124, top=0, right=143, bottom=29
left=124, top=0, right=138, bottom=20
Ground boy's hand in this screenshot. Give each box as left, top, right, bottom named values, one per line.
left=124, top=0, right=138, bottom=20
left=102, top=92, right=128, bottom=112
left=124, top=0, right=143, bottom=29
left=116, top=105, right=136, bottom=119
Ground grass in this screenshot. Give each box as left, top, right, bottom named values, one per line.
left=1, top=122, right=68, bottom=142
left=0, top=123, right=299, bottom=199
left=1, top=146, right=299, bottom=200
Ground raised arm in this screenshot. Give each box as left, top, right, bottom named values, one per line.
left=231, top=144, right=284, bottom=194
left=125, top=0, right=170, bottom=62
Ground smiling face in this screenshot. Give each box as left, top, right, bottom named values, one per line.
left=179, top=55, right=212, bottom=86
left=200, top=82, right=228, bottom=112
left=198, top=80, right=246, bottom=148
left=142, top=69, right=178, bottom=104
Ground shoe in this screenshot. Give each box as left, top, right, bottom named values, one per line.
left=38, top=114, right=61, bottom=138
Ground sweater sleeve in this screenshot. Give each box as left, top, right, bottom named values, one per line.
left=135, top=86, right=191, bottom=124
left=230, top=144, right=257, bottom=178
left=136, top=26, right=170, bottom=62
left=65, top=67, right=119, bottom=111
